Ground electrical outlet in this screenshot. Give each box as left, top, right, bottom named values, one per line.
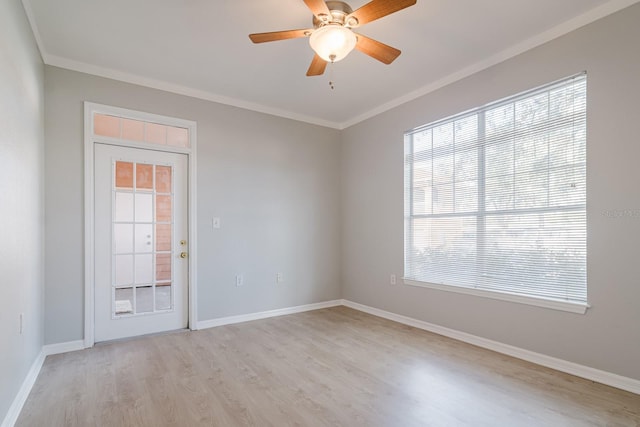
left=235, top=274, right=244, bottom=287
left=276, top=272, right=284, bottom=283
left=390, top=274, right=397, bottom=285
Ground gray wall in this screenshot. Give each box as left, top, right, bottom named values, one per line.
left=44, top=67, right=342, bottom=344
left=39, top=0, right=640, bottom=385
left=341, top=4, right=640, bottom=381
left=0, top=0, right=45, bottom=421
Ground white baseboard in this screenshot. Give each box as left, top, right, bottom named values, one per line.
left=1, top=340, right=86, bottom=427
left=43, top=340, right=86, bottom=356
left=341, top=299, right=640, bottom=395
left=1, top=350, right=45, bottom=427
left=4, top=298, right=637, bottom=427
left=197, top=299, right=343, bottom=330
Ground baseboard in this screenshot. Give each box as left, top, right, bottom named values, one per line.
left=4, top=299, right=636, bottom=427
left=1, top=350, right=45, bottom=427
left=1, top=339, right=86, bottom=427
left=42, top=340, right=85, bottom=356
left=341, top=299, right=640, bottom=395
left=197, top=299, right=343, bottom=330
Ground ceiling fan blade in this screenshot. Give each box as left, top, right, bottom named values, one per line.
left=355, top=33, right=401, bottom=64
left=249, top=29, right=311, bottom=43
left=347, top=0, right=416, bottom=26
left=303, top=0, right=331, bottom=19
left=306, top=54, right=328, bottom=76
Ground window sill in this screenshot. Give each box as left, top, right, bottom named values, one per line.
left=403, top=279, right=589, bottom=314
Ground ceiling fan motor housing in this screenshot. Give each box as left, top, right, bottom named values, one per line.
left=312, top=1, right=358, bottom=28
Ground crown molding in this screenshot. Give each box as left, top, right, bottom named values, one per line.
left=21, top=0, right=640, bottom=130
left=338, top=0, right=640, bottom=129
left=45, top=54, right=342, bottom=129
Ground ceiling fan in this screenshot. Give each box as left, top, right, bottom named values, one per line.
left=249, top=0, right=417, bottom=76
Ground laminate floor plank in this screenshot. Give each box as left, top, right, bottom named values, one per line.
left=16, top=306, right=640, bottom=426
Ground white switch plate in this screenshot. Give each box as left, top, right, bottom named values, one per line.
left=235, top=274, right=243, bottom=287
left=212, top=217, right=221, bottom=229
left=276, top=272, right=284, bottom=283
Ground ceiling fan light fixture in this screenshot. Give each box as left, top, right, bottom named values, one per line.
left=249, top=0, right=416, bottom=76
left=309, top=25, right=357, bottom=62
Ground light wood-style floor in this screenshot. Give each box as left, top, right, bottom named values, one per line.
left=17, top=306, right=640, bottom=426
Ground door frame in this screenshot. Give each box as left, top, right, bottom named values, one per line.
left=83, top=102, right=198, bottom=347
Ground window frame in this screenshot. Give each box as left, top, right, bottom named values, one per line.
left=403, top=74, right=589, bottom=314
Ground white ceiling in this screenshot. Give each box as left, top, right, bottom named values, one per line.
left=22, top=0, right=638, bottom=128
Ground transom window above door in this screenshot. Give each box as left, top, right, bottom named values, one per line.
left=94, top=113, right=190, bottom=148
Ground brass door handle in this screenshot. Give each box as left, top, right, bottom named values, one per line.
left=180, top=252, right=188, bottom=259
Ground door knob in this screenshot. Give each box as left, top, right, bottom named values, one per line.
left=180, top=252, right=188, bottom=259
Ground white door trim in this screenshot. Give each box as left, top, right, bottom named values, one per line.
left=83, top=102, right=198, bottom=348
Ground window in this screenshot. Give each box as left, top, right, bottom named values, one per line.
left=404, top=73, right=587, bottom=313
left=94, top=113, right=190, bottom=148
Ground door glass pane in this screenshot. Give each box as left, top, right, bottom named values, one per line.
left=156, top=166, right=171, bottom=193
left=136, top=286, right=153, bottom=313
left=134, top=254, right=153, bottom=284
left=156, top=253, right=171, bottom=281
left=135, top=193, right=153, bottom=222
left=115, top=255, right=134, bottom=285
left=115, top=287, right=133, bottom=314
left=115, top=162, right=134, bottom=188
left=135, top=224, right=153, bottom=253
left=136, top=164, right=153, bottom=190
left=112, top=159, right=176, bottom=317
left=114, top=224, right=133, bottom=254
left=156, top=284, right=171, bottom=310
left=156, top=195, right=171, bottom=222
left=156, top=224, right=171, bottom=251
left=115, top=192, right=134, bottom=222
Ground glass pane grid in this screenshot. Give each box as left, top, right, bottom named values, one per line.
left=94, top=113, right=190, bottom=148
left=112, top=160, right=174, bottom=318
left=404, top=74, right=587, bottom=304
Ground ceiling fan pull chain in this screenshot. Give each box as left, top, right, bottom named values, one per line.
left=328, top=60, right=335, bottom=90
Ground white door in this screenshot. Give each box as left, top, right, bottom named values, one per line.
left=94, top=143, right=188, bottom=342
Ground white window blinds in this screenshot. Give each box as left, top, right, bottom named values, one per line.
left=404, top=73, right=587, bottom=308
